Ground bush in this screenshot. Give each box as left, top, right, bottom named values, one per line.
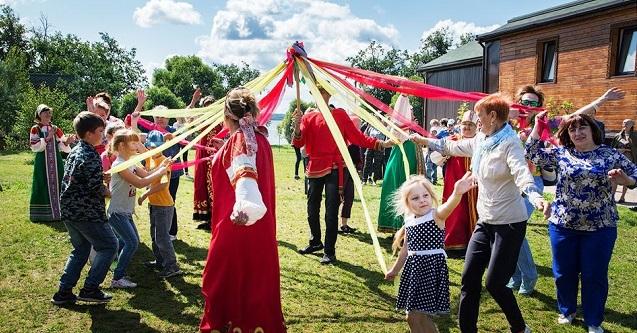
left=6, top=86, right=79, bottom=152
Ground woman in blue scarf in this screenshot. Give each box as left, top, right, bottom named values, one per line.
left=411, top=94, right=546, bottom=333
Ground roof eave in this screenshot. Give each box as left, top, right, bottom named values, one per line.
left=477, top=0, right=632, bottom=41
left=417, top=57, right=483, bottom=73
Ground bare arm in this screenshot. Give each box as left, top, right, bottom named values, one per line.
left=434, top=172, right=477, bottom=228
left=572, top=87, right=625, bottom=117
left=385, top=243, right=408, bottom=280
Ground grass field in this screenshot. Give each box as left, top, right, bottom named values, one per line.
left=1, top=146, right=636, bottom=333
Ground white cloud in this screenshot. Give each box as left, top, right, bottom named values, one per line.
left=133, top=0, right=202, bottom=28
left=196, top=0, right=399, bottom=70
left=421, top=19, right=500, bottom=45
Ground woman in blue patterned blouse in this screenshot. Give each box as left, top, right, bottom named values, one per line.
left=526, top=112, right=637, bottom=333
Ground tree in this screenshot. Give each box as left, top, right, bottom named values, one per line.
left=0, top=5, right=28, bottom=60
left=277, top=100, right=314, bottom=143
left=458, top=32, right=476, bottom=47
left=9, top=86, right=76, bottom=151
left=216, top=62, right=260, bottom=92
left=29, top=31, right=147, bottom=105
left=346, top=41, right=410, bottom=106
left=143, top=86, right=186, bottom=110
left=0, top=47, right=30, bottom=149
left=152, top=56, right=261, bottom=106
left=152, top=55, right=223, bottom=105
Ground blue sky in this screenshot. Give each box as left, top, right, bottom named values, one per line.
left=6, top=0, right=569, bottom=75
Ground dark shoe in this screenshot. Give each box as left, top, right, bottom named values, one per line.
left=294, top=175, right=300, bottom=180
left=51, top=289, right=77, bottom=305
left=339, top=225, right=357, bottom=234
left=320, top=254, right=336, bottom=264
left=298, top=244, right=324, bottom=255
left=78, top=287, right=112, bottom=304
left=631, top=206, right=637, bottom=212
left=196, top=222, right=211, bottom=230
left=160, top=268, right=183, bottom=278
left=144, top=260, right=163, bottom=271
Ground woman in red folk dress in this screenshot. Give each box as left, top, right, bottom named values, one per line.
left=200, top=87, right=286, bottom=333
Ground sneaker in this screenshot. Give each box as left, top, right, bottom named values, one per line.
left=110, top=277, right=137, bottom=289
left=588, top=326, right=604, bottom=333
left=557, top=313, right=575, bottom=324
left=144, top=260, right=163, bottom=271
left=339, top=225, right=357, bottom=234
left=51, top=289, right=77, bottom=305
left=298, top=244, right=324, bottom=255
left=160, top=268, right=183, bottom=278
left=320, top=254, right=336, bottom=264
left=523, top=326, right=531, bottom=333
left=169, top=235, right=177, bottom=241
left=294, top=175, right=300, bottom=180
left=78, top=287, right=112, bottom=304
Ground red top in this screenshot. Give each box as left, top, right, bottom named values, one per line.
left=292, top=108, right=381, bottom=178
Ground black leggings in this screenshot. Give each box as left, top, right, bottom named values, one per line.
left=294, top=146, right=302, bottom=176
left=458, top=221, right=527, bottom=333
left=340, top=170, right=354, bottom=219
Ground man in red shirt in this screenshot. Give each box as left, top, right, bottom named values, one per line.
left=292, top=86, right=393, bottom=264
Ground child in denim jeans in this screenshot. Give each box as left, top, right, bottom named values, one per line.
left=52, top=112, right=117, bottom=305
left=108, top=129, right=171, bottom=288
left=138, top=130, right=183, bottom=278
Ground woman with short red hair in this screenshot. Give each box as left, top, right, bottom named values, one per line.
left=412, top=93, right=545, bottom=333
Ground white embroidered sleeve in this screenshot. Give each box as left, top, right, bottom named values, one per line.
left=30, top=137, right=45, bottom=152
left=232, top=177, right=267, bottom=225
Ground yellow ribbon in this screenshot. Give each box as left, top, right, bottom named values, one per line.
left=298, top=60, right=389, bottom=273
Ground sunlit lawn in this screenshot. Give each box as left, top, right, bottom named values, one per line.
left=1, top=147, right=636, bottom=332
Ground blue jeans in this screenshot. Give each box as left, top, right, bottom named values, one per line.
left=549, top=223, right=617, bottom=327
left=425, top=151, right=437, bottom=184
left=150, top=205, right=178, bottom=271
left=59, top=221, right=118, bottom=291
left=109, top=212, right=139, bottom=280
left=509, top=176, right=544, bottom=293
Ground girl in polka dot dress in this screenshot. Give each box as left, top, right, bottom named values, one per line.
left=385, top=173, right=477, bottom=333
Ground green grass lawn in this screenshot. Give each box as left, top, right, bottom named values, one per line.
left=1, top=146, right=636, bottom=333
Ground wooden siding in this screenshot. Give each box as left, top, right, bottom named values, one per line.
left=498, top=3, right=637, bottom=133
left=423, top=65, right=483, bottom=130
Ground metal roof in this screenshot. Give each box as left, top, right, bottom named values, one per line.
left=417, top=41, right=483, bottom=72
left=477, top=0, right=634, bottom=41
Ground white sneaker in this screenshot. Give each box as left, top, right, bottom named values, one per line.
left=111, top=277, right=137, bottom=288
left=588, top=326, right=604, bottom=333
left=557, top=313, right=575, bottom=324
left=169, top=235, right=177, bottom=241
left=523, top=325, right=531, bottom=333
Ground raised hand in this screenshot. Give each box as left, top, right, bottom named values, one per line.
left=136, top=89, right=146, bottom=108
left=86, top=96, right=95, bottom=113
left=190, top=88, right=202, bottom=107
left=608, top=168, right=636, bottom=186
left=601, top=87, right=625, bottom=101
left=453, top=171, right=478, bottom=195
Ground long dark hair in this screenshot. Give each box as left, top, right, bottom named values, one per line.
left=556, top=114, right=603, bottom=148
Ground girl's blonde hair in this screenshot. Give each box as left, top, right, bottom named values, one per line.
left=110, top=128, right=140, bottom=154
left=390, top=175, right=439, bottom=254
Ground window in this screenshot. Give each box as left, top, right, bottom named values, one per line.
left=615, top=27, right=637, bottom=75
left=486, top=40, right=500, bottom=93
left=538, top=40, right=557, bottom=83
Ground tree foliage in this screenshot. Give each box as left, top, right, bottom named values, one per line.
left=152, top=56, right=260, bottom=106
left=277, top=100, right=315, bottom=143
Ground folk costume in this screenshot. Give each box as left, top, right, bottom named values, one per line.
left=200, top=112, right=285, bottom=332
left=292, top=107, right=382, bottom=258
left=29, top=106, right=70, bottom=222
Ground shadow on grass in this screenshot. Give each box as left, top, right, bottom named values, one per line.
left=126, top=243, right=203, bottom=327
left=35, top=220, right=68, bottom=233
left=58, top=304, right=161, bottom=332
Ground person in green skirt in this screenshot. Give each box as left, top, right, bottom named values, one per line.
left=377, top=95, right=426, bottom=233
left=29, top=104, right=75, bottom=222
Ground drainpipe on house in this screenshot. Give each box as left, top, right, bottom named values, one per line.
left=478, top=40, right=487, bottom=93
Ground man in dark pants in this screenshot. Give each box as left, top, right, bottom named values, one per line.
left=292, top=86, right=392, bottom=264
